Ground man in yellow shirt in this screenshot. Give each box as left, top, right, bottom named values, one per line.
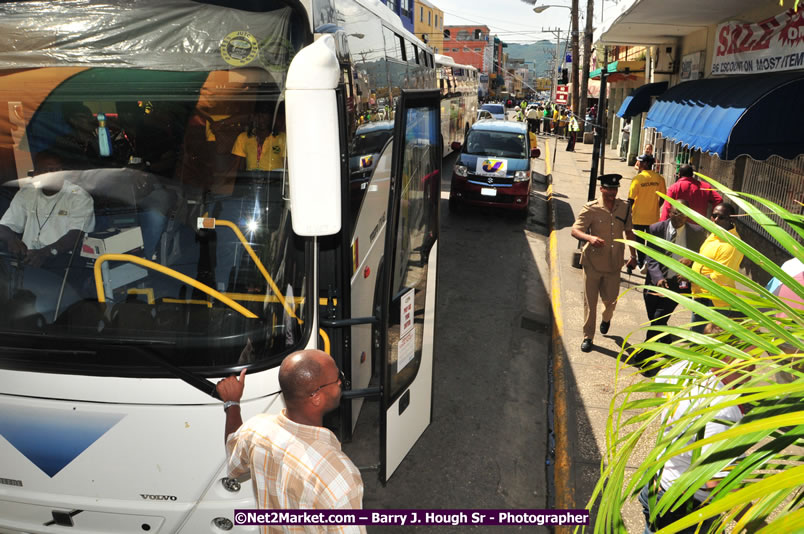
left=690, top=202, right=744, bottom=332
left=231, top=105, right=286, bottom=171
left=628, top=154, right=667, bottom=271
left=552, top=106, right=560, bottom=136
left=528, top=130, right=538, bottom=152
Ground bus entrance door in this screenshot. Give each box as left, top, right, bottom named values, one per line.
left=379, top=90, right=441, bottom=483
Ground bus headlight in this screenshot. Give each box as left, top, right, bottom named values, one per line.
left=454, top=164, right=468, bottom=177
left=513, top=170, right=530, bottom=182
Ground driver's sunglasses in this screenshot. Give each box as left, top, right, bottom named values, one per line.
left=310, top=370, right=348, bottom=397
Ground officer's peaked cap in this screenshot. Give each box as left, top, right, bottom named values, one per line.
left=599, top=173, right=622, bottom=188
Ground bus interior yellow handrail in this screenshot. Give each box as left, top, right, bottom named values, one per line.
left=95, top=219, right=337, bottom=354
left=212, top=220, right=332, bottom=354
left=212, top=219, right=299, bottom=321
left=93, top=254, right=258, bottom=318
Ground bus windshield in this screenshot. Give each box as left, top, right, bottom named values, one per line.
left=0, top=0, right=313, bottom=373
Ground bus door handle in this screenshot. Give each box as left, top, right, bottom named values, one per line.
left=341, top=386, right=382, bottom=400
left=320, top=316, right=378, bottom=328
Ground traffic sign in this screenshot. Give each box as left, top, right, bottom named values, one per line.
left=556, top=84, right=569, bottom=104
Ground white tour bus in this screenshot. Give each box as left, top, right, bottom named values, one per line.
left=0, top=0, right=440, bottom=532
left=435, top=54, right=479, bottom=156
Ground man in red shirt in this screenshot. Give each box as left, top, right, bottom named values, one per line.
left=660, top=164, right=723, bottom=221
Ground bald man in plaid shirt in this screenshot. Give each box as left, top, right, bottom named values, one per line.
left=217, top=350, right=365, bottom=533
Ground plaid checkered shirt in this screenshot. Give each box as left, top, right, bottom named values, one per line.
left=226, top=410, right=366, bottom=533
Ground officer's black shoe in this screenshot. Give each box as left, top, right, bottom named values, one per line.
left=580, top=339, right=593, bottom=352
left=600, top=321, right=610, bottom=335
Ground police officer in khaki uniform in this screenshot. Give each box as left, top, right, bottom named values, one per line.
left=571, top=174, right=638, bottom=352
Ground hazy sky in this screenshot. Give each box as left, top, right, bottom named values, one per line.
left=434, top=0, right=620, bottom=44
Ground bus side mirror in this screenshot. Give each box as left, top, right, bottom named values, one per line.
left=286, top=35, right=341, bottom=236
left=530, top=148, right=540, bottom=158
left=450, top=141, right=462, bottom=151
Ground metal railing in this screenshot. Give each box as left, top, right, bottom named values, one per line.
left=640, top=128, right=804, bottom=254
left=697, top=152, right=736, bottom=190
left=740, top=155, right=804, bottom=246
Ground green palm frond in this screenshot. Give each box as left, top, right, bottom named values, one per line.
left=588, top=174, right=804, bottom=533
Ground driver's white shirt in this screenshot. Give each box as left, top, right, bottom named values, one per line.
left=0, top=180, right=95, bottom=249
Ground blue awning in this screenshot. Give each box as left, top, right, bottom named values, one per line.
left=644, top=72, right=804, bottom=160
left=616, top=81, right=668, bottom=119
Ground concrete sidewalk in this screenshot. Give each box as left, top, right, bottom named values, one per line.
left=536, top=132, right=655, bottom=532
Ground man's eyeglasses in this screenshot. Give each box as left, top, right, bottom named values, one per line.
left=711, top=213, right=731, bottom=220
left=310, top=370, right=347, bottom=396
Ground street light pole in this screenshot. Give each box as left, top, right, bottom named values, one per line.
left=540, top=26, right=563, bottom=103
left=552, top=27, right=561, bottom=102
left=579, top=0, right=594, bottom=120
left=588, top=45, right=608, bottom=201
left=533, top=5, right=572, bottom=105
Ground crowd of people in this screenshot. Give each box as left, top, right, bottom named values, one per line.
left=570, top=144, right=749, bottom=532
left=573, top=148, right=736, bottom=354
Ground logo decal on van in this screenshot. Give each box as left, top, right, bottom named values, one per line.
left=482, top=160, right=502, bottom=173
left=476, top=158, right=507, bottom=177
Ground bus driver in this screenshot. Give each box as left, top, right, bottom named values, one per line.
left=0, top=151, right=95, bottom=267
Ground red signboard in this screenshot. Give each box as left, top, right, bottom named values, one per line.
left=555, top=84, right=569, bottom=104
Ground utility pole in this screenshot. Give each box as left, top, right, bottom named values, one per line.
left=579, top=0, right=594, bottom=120
left=588, top=45, right=608, bottom=201
left=543, top=27, right=562, bottom=103
left=570, top=0, right=579, bottom=114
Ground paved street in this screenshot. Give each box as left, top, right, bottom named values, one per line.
left=343, top=129, right=662, bottom=532
left=343, top=152, right=555, bottom=532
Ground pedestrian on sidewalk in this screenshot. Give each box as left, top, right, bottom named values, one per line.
left=628, top=154, right=667, bottom=271
left=660, top=164, right=723, bottom=221
left=566, top=112, right=580, bottom=152
left=620, top=119, right=631, bottom=162
left=535, top=106, right=543, bottom=133
left=689, top=202, right=745, bottom=333
left=217, top=350, right=366, bottom=532
left=571, top=174, right=638, bottom=352
left=552, top=106, right=560, bottom=136
left=557, top=108, right=568, bottom=138
left=635, top=143, right=654, bottom=171
left=543, top=104, right=552, bottom=134
left=527, top=105, right=540, bottom=133
left=637, top=201, right=706, bottom=366
left=639, top=324, right=745, bottom=533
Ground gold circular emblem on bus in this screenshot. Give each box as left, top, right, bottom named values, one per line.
left=220, top=31, right=259, bottom=67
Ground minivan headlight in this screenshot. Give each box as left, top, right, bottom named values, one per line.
left=454, top=164, right=468, bottom=177
left=513, top=170, right=530, bottom=182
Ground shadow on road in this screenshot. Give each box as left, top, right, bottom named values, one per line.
left=341, top=153, right=603, bottom=533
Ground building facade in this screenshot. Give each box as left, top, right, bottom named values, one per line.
left=442, top=25, right=490, bottom=71
left=379, top=0, right=414, bottom=33
left=596, top=0, right=804, bottom=266
left=413, top=0, right=443, bottom=54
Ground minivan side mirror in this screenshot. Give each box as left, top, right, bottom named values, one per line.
left=530, top=147, right=541, bottom=158
left=451, top=141, right=462, bottom=151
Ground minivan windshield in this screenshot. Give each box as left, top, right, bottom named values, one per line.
left=465, top=130, right=527, bottom=159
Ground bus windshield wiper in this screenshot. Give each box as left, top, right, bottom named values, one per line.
left=132, top=345, right=221, bottom=400
left=0, top=332, right=222, bottom=399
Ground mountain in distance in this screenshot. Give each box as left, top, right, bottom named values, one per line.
left=505, top=41, right=558, bottom=77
